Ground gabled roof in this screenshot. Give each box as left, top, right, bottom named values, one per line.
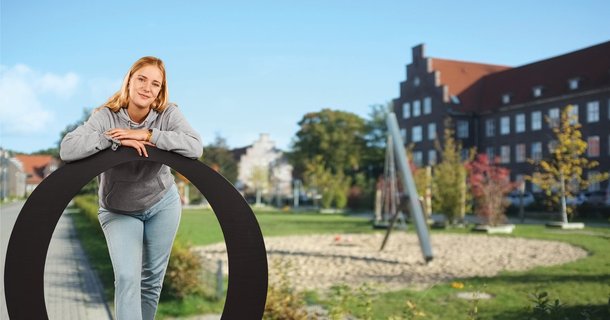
left=430, top=58, right=510, bottom=110
left=477, top=41, right=610, bottom=111
left=14, top=154, right=56, bottom=185
left=428, top=41, right=610, bottom=113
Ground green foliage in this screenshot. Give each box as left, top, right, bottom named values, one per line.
left=528, top=105, right=609, bottom=221
left=201, top=135, right=238, bottom=183
left=263, top=260, right=308, bottom=320
left=289, top=109, right=367, bottom=209
left=362, top=103, right=390, bottom=179
left=162, top=239, right=205, bottom=300
left=303, top=155, right=352, bottom=209
left=289, top=108, right=367, bottom=175
left=328, top=284, right=352, bottom=319
left=527, top=290, right=564, bottom=319
left=73, top=194, right=102, bottom=230
left=432, top=118, right=473, bottom=224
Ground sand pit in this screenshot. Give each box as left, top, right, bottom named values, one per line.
left=194, top=233, right=588, bottom=292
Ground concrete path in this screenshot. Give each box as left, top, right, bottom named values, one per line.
left=1, top=201, right=112, bottom=319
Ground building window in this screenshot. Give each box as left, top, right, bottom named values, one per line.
left=568, top=78, right=580, bottom=90
left=531, top=142, right=542, bottom=161
left=500, top=145, right=510, bottom=164
left=588, top=171, right=600, bottom=191
left=412, top=126, right=422, bottom=142
left=402, top=102, right=411, bottom=119
left=532, top=86, right=543, bottom=97
left=486, top=147, right=495, bottom=163
left=413, top=76, right=420, bottom=87
left=500, top=116, right=510, bottom=135
left=457, top=120, right=469, bottom=138
left=531, top=111, right=542, bottom=131
left=569, top=104, right=579, bottom=125
left=428, top=150, right=437, bottom=165
left=400, top=128, right=407, bottom=143
left=413, top=151, right=423, bottom=167
left=428, top=123, right=436, bottom=140
left=516, top=114, right=526, bottom=133
left=485, top=119, right=495, bottom=137
left=587, top=136, right=600, bottom=157
left=413, top=100, right=421, bottom=117
left=501, top=94, right=511, bottom=105
left=423, top=97, right=432, bottom=114
left=516, top=144, right=526, bottom=163
left=548, top=108, right=560, bottom=128
left=587, top=101, right=599, bottom=123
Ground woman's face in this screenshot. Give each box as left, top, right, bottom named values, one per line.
left=128, top=64, right=163, bottom=109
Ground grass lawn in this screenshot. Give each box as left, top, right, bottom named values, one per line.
left=72, top=201, right=610, bottom=319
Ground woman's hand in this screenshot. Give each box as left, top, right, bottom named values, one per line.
left=119, top=139, right=155, bottom=157
left=106, top=128, right=149, bottom=142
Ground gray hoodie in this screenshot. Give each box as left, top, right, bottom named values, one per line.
left=60, top=103, right=203, bottom=213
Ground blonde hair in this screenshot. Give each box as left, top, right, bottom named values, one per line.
left=99, top=56, right=169, bottom=112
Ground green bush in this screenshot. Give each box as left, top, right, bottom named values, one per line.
left=264, top=260, right=308, bottom=320
left=73, top=195, right=101, bottom=230
left=162, top=239, right=205, bottom=300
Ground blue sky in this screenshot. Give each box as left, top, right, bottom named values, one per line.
left=2, top=0, right=609, bottom=153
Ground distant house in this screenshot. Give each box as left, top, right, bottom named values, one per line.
left=0, top=149, right=27, bottom=199
left=13, top=154, right=60, bottom=195
left=394, top=41, right=610, bottom=192
left=232, top=134, right=293, bottom=201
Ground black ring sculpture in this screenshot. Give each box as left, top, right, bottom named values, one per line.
left=4, top=147, right=268, bottom=319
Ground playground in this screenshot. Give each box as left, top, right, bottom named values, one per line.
left=195, top=232, right=587, bottom=292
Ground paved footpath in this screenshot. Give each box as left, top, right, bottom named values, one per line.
left=1, top=201, right=112, bottom=320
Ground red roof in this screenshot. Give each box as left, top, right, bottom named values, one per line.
left=430, top=58, right=510, bottom=110
left=14, top=155, right=56, bottom=185
left=428, top=41, right=610, bottom=112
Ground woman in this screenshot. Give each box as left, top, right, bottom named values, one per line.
left=60, top=56, right=203, bottom=320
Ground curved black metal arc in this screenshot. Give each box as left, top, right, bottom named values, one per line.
left=4, top=147, right=268, bottom=319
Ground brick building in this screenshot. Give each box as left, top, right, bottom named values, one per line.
left=393, top=41, right=610, bottom=192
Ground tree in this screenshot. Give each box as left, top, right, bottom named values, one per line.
left=289, top=109, right=367, bottom=208
left=289, top=109, right=367, bottom=176
left=528, top=105, right=608, bottom=223
left=432, top=118, right=474, bottom=224
left=467, top=154, right=515, bottom=226
left=362, top=103, right=390, bottom=179
left=201, top=135, right=238, bottom=183
left=250, top=165, right=269, bottom=206
left=302, top=155, right=351, bottom=209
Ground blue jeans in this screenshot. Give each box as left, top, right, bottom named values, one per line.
left=98, top=185, right=181, bottom=320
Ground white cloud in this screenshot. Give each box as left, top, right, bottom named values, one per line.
left=40, top=72, right=79, bottom=98
left=0, top=64, right=79, bottom=134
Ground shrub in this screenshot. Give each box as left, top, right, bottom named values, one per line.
left=162, top=239, right=205, bottom=300
left=264, top=260, right=308, bottom=320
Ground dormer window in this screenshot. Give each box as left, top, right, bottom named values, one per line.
left=568, top=78, right=580, bottom=90
left=532, top=86, right=544, bottom=98
left=501, top=93, right=511, bottom=105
